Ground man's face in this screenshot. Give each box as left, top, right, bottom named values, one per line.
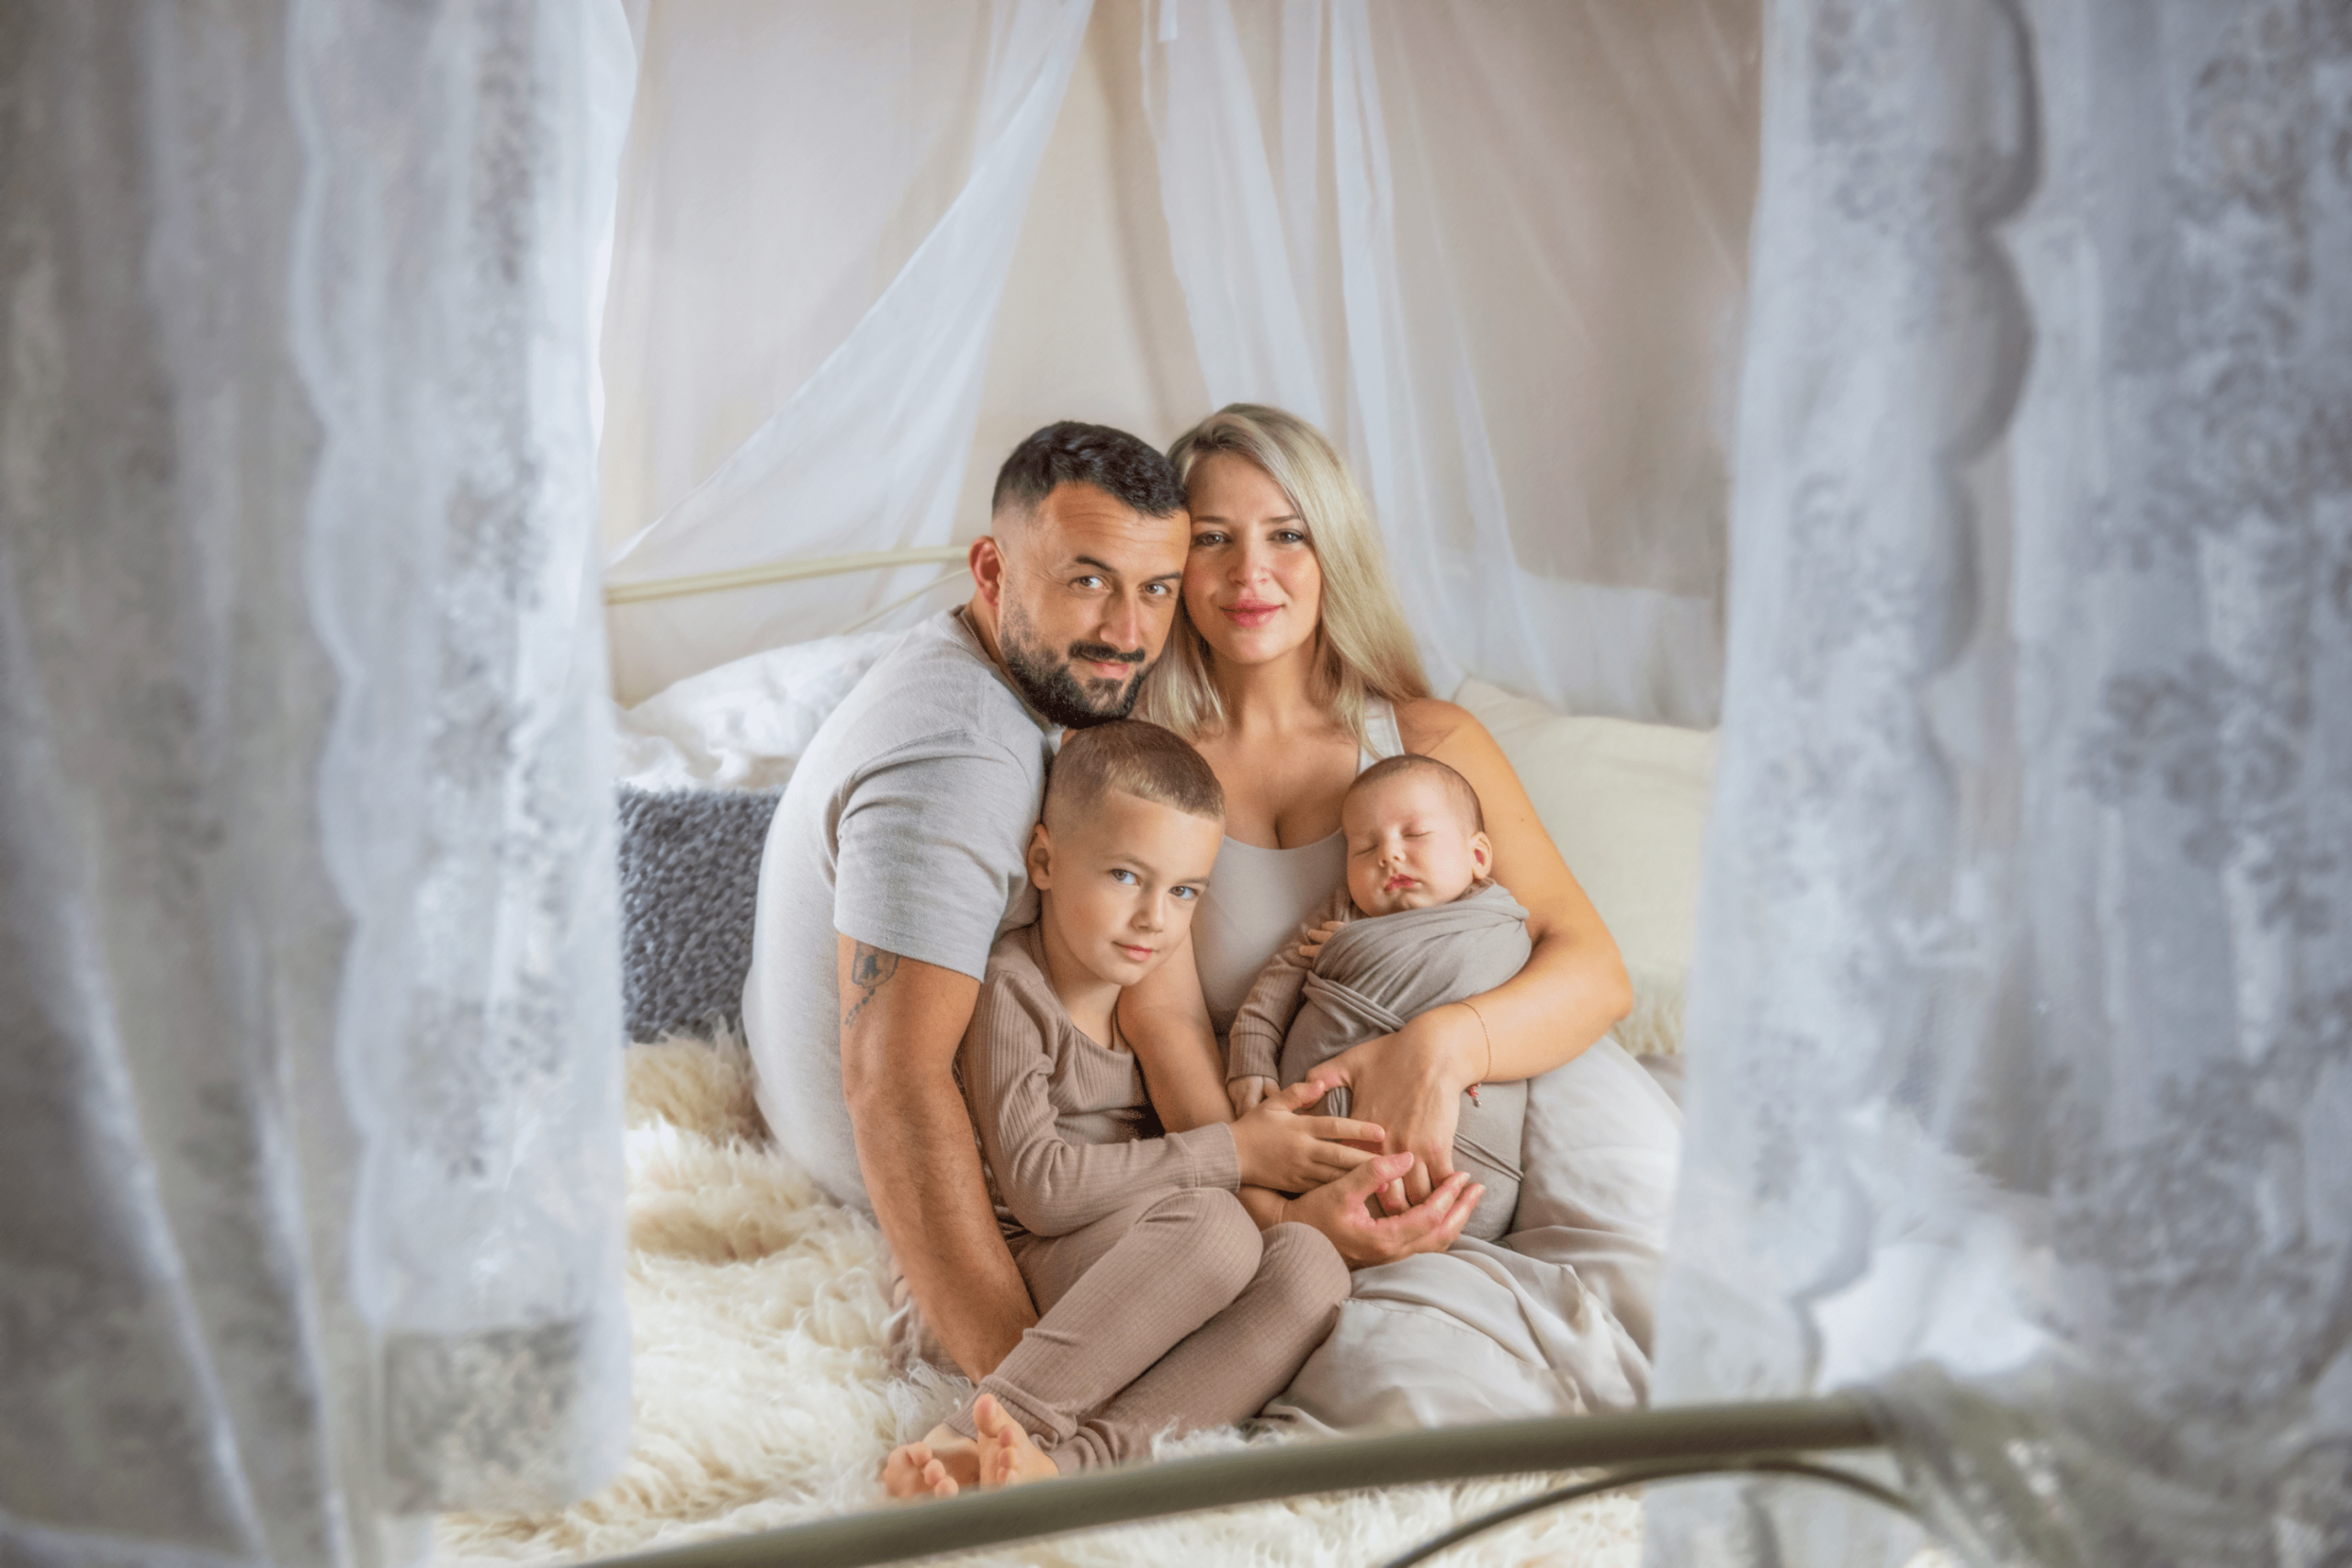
left=994, top=483, right=1190, bottom=728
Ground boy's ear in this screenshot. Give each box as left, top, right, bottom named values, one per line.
left=1025, top=820, right=1054, bottom=889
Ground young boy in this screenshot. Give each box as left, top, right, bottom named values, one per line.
left=884, top=721, right=1383, bottom=1495
left=1225, top=754, right=1532, bottom=1241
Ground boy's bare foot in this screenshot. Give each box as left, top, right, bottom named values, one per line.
left=881, top=1423, right=980, bottom=1499
left=972, top=1393, right=1059, bottom=1486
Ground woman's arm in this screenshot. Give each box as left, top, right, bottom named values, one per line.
left=1317, top=699, right=1633, bottom=1206
left=1116, top=934, right=1232, bottom=1133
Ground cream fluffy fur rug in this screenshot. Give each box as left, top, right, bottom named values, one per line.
left=432, top=1030, right=1645, bottom=1568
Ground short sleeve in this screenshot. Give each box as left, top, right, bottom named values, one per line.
left=832, top=732, right=1041, bottom=980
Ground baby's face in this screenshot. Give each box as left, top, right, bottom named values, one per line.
left=1342, top=772, right=1492, bottom=916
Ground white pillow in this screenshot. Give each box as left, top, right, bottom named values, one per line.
left=1453, top=679, right=1715, bottom=1057
left=614, top=627, right=908, bottom=791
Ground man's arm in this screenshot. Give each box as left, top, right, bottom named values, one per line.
left=836, top=935, right=1035, bottom=1380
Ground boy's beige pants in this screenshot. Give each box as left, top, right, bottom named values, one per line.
left=942, top=1186, right=1348, bottom=1472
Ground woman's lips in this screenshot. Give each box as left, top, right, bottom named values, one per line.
left=1117, top=942, right=1155, bottom=963
left=1220, top=600, right=1280, bottom=628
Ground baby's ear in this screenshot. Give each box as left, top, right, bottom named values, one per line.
left=1469, top=831, right=1495, bottom=879
left=1025, top=821, right=1055, bottom=888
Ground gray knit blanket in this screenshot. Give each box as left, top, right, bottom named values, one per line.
left=616, top=785, right=781, bottom=1043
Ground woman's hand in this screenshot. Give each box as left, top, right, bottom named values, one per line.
left=1228, top=1080, right=1384, bottom=1191
left=1271, top=1152, right=1482, bottom=1267
left=1303, top=1003, right=1485, bottom=1211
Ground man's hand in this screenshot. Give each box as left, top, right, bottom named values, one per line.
left=1274, top=1151, right=1481, bottom=1267
left=1226, top=1075, right=1276, bottom=1116
left=1228, top=1079, right=1383, bottom=1191
left=1302, top=1003, right=1482, bottom=1213
left=837, top=936, right=1035, bottom=1379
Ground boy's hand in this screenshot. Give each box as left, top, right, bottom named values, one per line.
left=1229, top=1080, right=1384, bottom=1191
left=1226, top=1076, right=1276, bottom=1116
left=1297, top=918, right=1349, bottom=963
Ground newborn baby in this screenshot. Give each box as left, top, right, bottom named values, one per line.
left=1227, top=754, right=1531, bottom=1240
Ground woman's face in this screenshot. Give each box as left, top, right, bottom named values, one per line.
left=1182, top=452, right=1324, bottom=671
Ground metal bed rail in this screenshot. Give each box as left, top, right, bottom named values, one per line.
left=601, top=1396, right=1902, bottom=1568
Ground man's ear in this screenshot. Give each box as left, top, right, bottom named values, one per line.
left=1469, top=831, right=1494, bottom=880
left=970, top=536, right=1006, bottom=613
left=1025, top=820, right=1055, bottom=889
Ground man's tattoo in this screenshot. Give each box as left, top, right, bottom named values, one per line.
left=842, top=942, right=900, bottom=1032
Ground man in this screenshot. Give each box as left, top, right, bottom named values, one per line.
left=742, top=422, right=1192, bottom=1380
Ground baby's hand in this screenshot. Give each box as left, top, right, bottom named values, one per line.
left=1227, top=1076, right=1275, bottom=1117
left=1229, top=1080, right=1385, bottom=1192
left=1297, top=918, right=1349, bottom=963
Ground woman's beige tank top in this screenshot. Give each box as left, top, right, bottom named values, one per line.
left=1193, top=698, right=1406, bottom=1039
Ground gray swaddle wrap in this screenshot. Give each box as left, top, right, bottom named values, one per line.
left=1228, top=881, right=1532, bottom=1239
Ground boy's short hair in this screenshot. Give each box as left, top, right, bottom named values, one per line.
left=1348, top=753, right=1485, bottom=833
left=1044, top=720, right=1225, bottom=830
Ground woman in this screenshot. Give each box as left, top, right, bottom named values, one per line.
left=1120, top=403, right=1635, bottom=1269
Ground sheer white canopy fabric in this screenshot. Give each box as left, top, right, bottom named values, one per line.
left=1649, top=2, right=2352, bottom=1562
left=601, top=0, right=1094, bottom=704
left=1146, top=0, right=1747, bottom=724
left=0, top=6, right=633, bottom=1562
left=598, top=0, right=1757, bottom=723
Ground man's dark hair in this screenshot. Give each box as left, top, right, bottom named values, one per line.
left=991, top=421, right=1187, bottom=523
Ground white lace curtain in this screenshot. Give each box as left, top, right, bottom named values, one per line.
left=0, top=6, right=635, bottom=1563
left=1651, top=2, right=2352, bottom=1562
left=598, top=0, right=1755, bottom=724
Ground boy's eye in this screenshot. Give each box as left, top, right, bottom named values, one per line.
left=1172, top=886, right=1198, bottom=900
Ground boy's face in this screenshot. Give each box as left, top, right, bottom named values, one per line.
left=1343, top=772, right=1492, bottom=916
left=1029, top=789, right=1224, bottom=990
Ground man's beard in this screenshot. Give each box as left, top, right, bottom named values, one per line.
left=999, top=602, right=1148, bottom=729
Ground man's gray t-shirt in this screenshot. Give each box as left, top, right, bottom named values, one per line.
left=742, top=609, right=1055, bottom=1210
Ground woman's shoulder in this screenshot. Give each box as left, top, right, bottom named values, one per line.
left=1393, top=695, right=1484, bottom=758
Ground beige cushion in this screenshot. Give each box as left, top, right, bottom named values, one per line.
left=1452, top=679, right=1716, bottom=1057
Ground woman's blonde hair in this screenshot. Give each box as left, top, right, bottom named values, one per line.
left=1138, top=403, right=1429, bottom=747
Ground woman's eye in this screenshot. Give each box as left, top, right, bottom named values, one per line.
left=1191, top=531, right=1228, bottom=548
left=1273, top=529, right=1307, bottom=546
left=1111, top=868, right=1137, bottom=884
left=1172, top=886, right=1197, bottom=900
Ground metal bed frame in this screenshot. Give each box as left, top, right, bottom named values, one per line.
left=598, top=1398, right=1906, bottom=1568
left=598, top=556, right=1921, bottom=1566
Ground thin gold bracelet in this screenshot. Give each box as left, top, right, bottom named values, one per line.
left=1460, top=999, right=1494, bottom=1104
